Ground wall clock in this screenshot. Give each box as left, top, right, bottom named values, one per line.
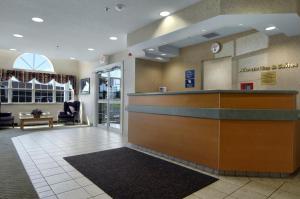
left=211, top=42, right=222, bottom=54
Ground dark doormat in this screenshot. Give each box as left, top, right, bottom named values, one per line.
left=64, top=147, right=217, bottom=199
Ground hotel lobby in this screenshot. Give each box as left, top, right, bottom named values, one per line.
left=1, top=0, right=300, bottom=199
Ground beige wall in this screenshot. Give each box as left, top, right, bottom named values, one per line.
left=162, top=41, right=213, bottom=91
left=135, top=32, right=300, bottom=107
left=78, top=61, right=98, bottom=125
left=236, top=34, right=300, bottom=106
left=135, top=59, right=163, bottom=92
left=161, top=31, right=255, bottom=91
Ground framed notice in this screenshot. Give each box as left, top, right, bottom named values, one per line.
left=80, top=78, right=90, bottom=94
left=261, top=71, right=277, bottom=85
left=185, top=69, right=195, bottom=88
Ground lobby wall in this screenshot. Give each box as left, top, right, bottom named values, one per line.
left=135, top=59, right=163, bottom=93
left=0, top=49, right=80, bottom=124
left=161, top=31, right=256, bottom=91
left=78, top=60, right=98, bottom=126
left=135, top=31, right=300, bottom=107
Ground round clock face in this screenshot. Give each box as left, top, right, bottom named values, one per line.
left=211, top=42, right=222, bottom=54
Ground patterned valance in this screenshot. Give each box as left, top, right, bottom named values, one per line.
left=0, top=69, right=77, bottom=92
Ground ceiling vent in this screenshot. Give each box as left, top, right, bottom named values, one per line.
left=202, top=32, right=220, bottom=39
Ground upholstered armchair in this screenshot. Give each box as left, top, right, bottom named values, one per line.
left=58, top=101, right=80, bottom=124
left=0, top=102, right=14, bottom=128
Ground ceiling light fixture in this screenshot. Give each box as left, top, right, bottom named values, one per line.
left=160, top=11, right=170, bottom=17
left=70, top=57, right=76, bottom=60
left=9, top=48, right=16, bottom=51
left=13, top=34, right=23, bottom=38
left=115, top=3, right=126, bottom=12
left=32, top=17, right=44, bottom=23
left=201, top=29, right=207, bottom=32
left=161, top=53, right=167, bottom=56
left=156, top=57, right=163, bottom=60
left=88, top=48, right=95, bottom=51
left=148, top=48, right=155, bottom=51
left=109, top=36, right=118, bottom=41
left=265, top=26, right=277, bottom=31
left=239, top=24, right=243, bottom=26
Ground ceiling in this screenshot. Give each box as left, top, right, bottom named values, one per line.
left=133, top=14, right=300, bottom=62
left=0, top=0, right=200, bottom=61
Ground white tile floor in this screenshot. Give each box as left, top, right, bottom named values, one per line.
left=12, top=127, right=300, bottom=199
left=12, top=127, right=123, bottom=199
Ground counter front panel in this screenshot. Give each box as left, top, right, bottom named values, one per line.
left=128, top=90, right=300, bottom=175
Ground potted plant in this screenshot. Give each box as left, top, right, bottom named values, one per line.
left=31, top=109, right=43, bottom=118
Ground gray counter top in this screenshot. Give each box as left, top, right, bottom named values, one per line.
left=128, top=90, right=298, bottom=96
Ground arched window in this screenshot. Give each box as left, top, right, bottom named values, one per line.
left=13, top=53, right=54, bottom=73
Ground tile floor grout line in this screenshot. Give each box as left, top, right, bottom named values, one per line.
left=226, top=179, right=252, bottom=198
left=265, top=182, right=285, bottom=199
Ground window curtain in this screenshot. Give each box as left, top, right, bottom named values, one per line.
left=0, top=69, right=77, bottom=93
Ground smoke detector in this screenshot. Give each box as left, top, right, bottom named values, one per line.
left=115, top=3, right=126, bottom=12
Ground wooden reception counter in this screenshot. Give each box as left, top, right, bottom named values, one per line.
left=128, top=90, right=300, bottom=176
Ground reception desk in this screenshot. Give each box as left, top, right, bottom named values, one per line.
left=128, top=90, right=300, bottom=176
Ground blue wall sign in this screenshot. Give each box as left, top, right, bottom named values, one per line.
left=185, top=69, right=195, bottom=88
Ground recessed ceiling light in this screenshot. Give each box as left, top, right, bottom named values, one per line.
left=161, top=53, right=167, bottom=56
left=202, top=29, right=207, bottom=32
left=109, top=36, right=118, bottom=41
left=13, top=34, right=23, bottom=38
left=160, top=11, right=170, bottom=17
left=239, top=24, right=243, bottom=26
left=32, top=17, right=44, bottom=23
left=265, top=26, right=277, bottom=31
left=70, top=57, right=76, bottom=60
left=115, top=3, right=126, bottom=12
left=88, top=48, right=95, bottom=51
left=9, top=48, right=16, bottom=51
left=148, top=48, right=155, bottom=51
left=156, top=57, right=163, bottom=60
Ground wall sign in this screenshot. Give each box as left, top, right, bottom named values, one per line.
left=239, top=63, right=298, bottom=73
left=185, top=69, right=195, bottom=88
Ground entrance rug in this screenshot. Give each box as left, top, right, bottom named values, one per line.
left=64, top=147, right=217, bottom=199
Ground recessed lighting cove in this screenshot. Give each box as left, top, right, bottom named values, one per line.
left=32, top=17, right=44, bottom=23
left=265, top=26, right=277, bottom=31
left=13, top=34, right=23, bottom=38
left=160, top=11, right=170, bottom=17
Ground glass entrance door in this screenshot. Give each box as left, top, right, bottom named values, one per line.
left=98, top=67, right=122, bottom=131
